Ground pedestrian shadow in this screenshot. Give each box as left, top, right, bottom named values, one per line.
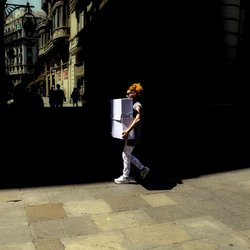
left=134, top=168, right=183, bottom=190
left=140, top=178, right=181, bottom=190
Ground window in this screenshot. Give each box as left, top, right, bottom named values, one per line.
left=27, top=48, right=33, bottom=64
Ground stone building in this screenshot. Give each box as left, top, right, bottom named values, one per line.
left=4, top=9, right=44, bottom=89
left=37, top=0, right=108, bottom=101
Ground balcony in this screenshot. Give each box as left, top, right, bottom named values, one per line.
left=39, top=39, right=54, bottom=56
left=52, top=26, right=70, bottom=42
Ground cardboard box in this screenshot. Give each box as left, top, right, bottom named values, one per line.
left=111, top=98, right=134, bottom=139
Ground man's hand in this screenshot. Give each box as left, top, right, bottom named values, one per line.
left=122, top=130, right=129, bottom=140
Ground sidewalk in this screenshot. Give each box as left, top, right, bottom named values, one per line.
left=42, top=96, right=83, bottom=108
left=0, top=168, right=249, bottom=249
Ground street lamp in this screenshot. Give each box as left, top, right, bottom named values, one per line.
left=0, top=0, right=35, bottom=109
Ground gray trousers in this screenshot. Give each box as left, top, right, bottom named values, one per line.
left=122, top=141, right=144, bottom=178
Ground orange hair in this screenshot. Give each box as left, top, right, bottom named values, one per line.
left=128, top=82, right=143, bottom=94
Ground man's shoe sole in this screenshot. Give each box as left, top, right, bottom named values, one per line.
left=114, top=179, right=129, bottom=184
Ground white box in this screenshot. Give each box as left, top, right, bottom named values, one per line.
left=111, top=98, right=134, bottom=139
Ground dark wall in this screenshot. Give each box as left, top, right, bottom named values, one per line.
left=81, top=0, right=250, bottom=176
left=82, top=1, right=194, bottom=116
left=80, top=0, right=208, bottom=177
left=82, top=0, right=247, bottom=109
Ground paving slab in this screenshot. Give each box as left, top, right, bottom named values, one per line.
left=0, top=168, right=249, bottom=249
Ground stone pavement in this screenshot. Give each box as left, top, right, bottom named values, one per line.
left=0, top=168, right=249, bottom=249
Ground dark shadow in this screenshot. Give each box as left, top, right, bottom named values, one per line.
left=1, top=104, right=250, bottom=190
left=2, top=1, right=250, bottom=189
left=135, top=169, right=182, bottom=191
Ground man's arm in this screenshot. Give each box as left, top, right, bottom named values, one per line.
left=122, top=105, right=141, bottom=139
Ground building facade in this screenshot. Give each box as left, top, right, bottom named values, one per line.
left=37, top=0, right=108, bottom=100
left=4, top=10, right=44, bottom=90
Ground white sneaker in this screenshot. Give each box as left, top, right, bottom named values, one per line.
left=114, top=175, right=129, bottom=184
left=140, top=167, right=150, bottom=179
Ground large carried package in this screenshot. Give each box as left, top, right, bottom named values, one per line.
left=110, top=98, right=134, bottom=139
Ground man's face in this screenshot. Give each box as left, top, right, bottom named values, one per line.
left=126, top=90, right=136, bottom=98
